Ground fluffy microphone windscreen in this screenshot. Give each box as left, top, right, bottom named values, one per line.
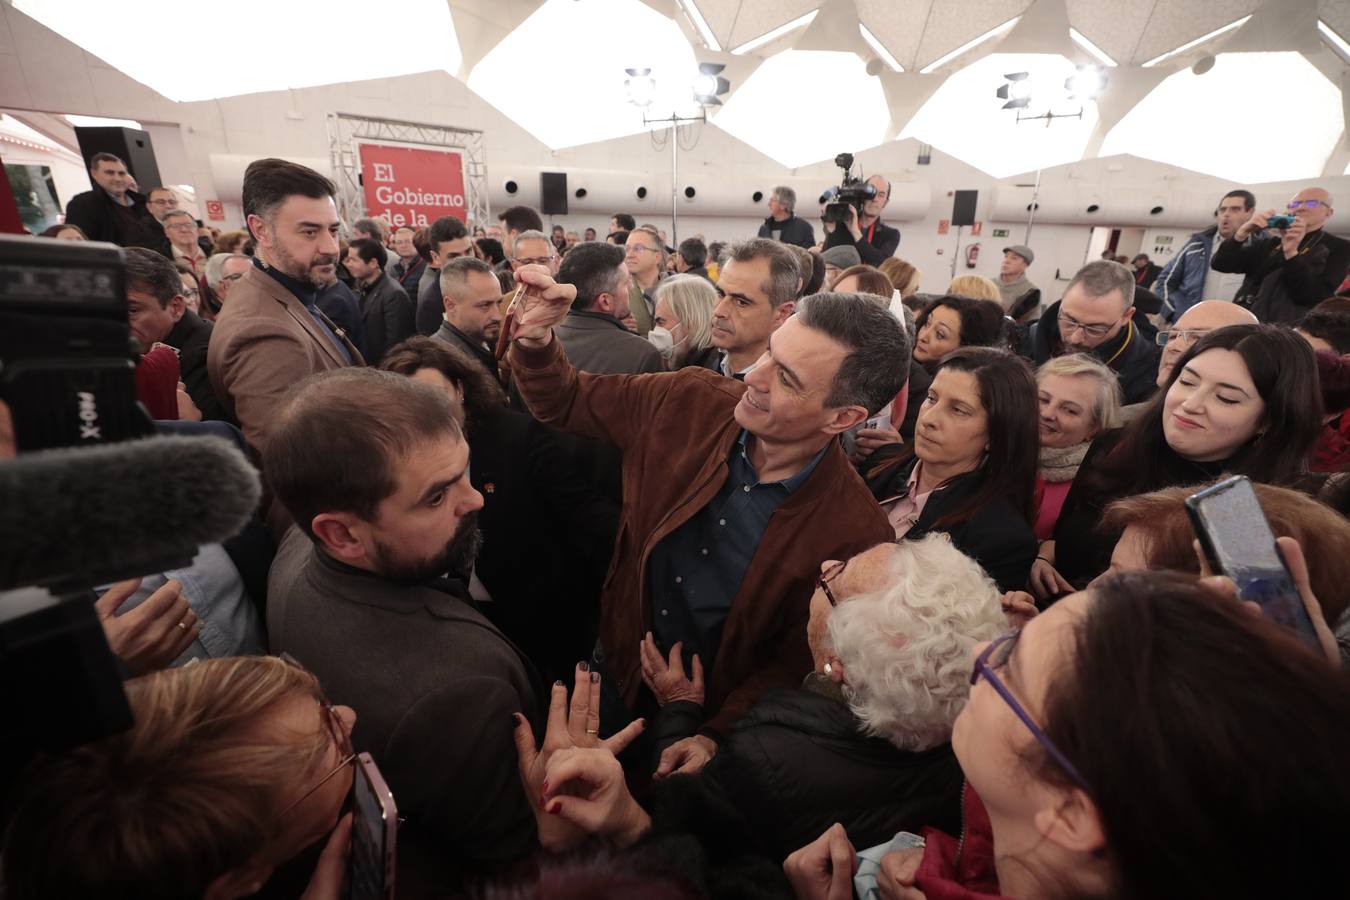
left=0, top=435, right=261, bottom=591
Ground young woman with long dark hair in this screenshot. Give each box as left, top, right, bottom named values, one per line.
left=860, top=347, right=1039, bottom=592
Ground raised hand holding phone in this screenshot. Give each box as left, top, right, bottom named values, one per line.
left=500, top=265, right=578, bottom=351
left=1185, top=476, right=1327, bottom=654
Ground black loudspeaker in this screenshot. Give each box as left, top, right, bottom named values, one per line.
left=540, top=172, right=568, bottom=215
left=73, top=127, right=163, bottom=192
left=951, top=190, right=977, bottom=227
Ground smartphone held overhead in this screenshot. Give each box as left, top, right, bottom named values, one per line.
left=1185, top=476, right=1321, bottom=648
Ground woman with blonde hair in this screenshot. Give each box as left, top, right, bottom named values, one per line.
left=2, top=656, right=359, bottom=899
left=652, top=273, right=720, bottom=370
left=947, top=274, right=1001, bottom=303
left=1033, top=354, right=1122, bottom=541
left=879, top=257, right=920, bottom=298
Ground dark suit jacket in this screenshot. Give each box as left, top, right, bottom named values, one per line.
left=63, top=188, right=171, bottom=255
left=556, top=310, right=663, bottom=375
left=862, top=449, right=1037, bottom=592
left=163, top=309, right=229, bottom=422
left=267, top=528, right=541, bottom=892
left=757, top=214, right=817, bottom=249
left=359, top=273, right=415, bottom=364
left=207, top=265, right=364, bottom=456
left=434, top=318, right=499, bottom=381
left=416, top=273, right=445, bottom=336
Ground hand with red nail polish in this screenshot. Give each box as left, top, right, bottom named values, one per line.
left=540, top=748, right=651, bottom=848
left=512, top=662, right=648, bottom=852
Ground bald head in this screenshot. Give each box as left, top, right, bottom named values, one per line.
left=1158, top=301, right=1258, bottom=387
left=1291, top=187, right=1333, bottom=232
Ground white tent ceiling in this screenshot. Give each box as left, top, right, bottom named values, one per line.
left=12, top=0, right=1350, bottom=181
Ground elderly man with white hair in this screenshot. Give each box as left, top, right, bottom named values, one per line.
left=618, top=533, right=1009, bottom=860
left=1212, top=186, right=1350, bottom=324
left=201, top=252, right=252, bottom=321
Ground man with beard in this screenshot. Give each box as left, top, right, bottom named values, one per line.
left=208, top=158, right=363, bottom=466
left=264, top=367, right=544, bottom=893
left=434, top=256, right=504, bottom=381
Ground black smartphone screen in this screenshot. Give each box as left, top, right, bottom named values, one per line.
left=348, top=753, right=396, bottom=900
left=1186, top=477, right=1320, bottom=647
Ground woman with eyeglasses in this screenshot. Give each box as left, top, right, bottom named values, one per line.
left=1, top=656, right=361, bottom=899
left=525, top=534, right=1008, bottom=866
left=783, top=569, right=1350, bottom=900
left=859, top=347, right=1039, bottom=592
left=1035, top=324, right=1322, bottom=596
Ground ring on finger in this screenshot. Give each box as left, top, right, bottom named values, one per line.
left=176, top=619, right=189, bottom=631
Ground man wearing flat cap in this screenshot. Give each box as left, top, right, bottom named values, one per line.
left=998, top=244, right=1041, bottom=323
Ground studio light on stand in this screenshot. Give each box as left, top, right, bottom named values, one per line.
left=626, top=63, right=730, bottom=245
left=996, top=65, right=1107, bottom=242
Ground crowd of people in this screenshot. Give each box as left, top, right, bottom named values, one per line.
left=4, top=152, right=1350, bottom=900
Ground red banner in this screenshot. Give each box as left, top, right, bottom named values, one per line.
left=358, top=143, right=466, bottom=229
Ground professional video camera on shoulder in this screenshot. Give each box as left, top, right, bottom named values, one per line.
left=818, top=153, right=876, bottom=225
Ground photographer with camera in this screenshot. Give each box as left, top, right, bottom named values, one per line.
left=822, top=160, right=900, bottom=267
left=1212, top=187, right=1350, bottom=324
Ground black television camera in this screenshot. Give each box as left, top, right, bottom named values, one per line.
left=0, top=234, right=152, bottom=453
left=819, top=153, right=877, bottom=226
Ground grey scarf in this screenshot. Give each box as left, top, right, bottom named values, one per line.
left=1039, top=442, right=1091, bottom=483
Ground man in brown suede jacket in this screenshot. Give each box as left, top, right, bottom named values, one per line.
left=508, top=250, right=908, bottom=777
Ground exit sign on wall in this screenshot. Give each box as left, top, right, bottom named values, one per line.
left=992, top=227, right=1010, bottom=238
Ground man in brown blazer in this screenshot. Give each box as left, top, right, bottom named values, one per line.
left=207, top=158, right=364, bottom=459
left=508, top=251, right=908, bottom=779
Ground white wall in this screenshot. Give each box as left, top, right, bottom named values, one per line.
left=1, top=0, right=1346, bottom=306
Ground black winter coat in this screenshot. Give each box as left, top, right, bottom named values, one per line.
left=1023, top=299, right=1161, bottom=406
left=1211, top=229, right=1350, bottom=324
left=63, top=188, right=171, bottom=256
left=861, top=448, right=1036, bottom=592
left=756, top=214, right=817, bottom=249
left=823, top=217, right=901, bottom=266
left=696, top=686, right=963, bottom=861
left=358, top=273, right=415, bottom=365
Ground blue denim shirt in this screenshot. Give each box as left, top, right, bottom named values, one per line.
left=648, top=430, right=826, bottom=674
left=99, top=543, right=264, bottom=666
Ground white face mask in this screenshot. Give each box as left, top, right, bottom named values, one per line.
left=646, top=325, right=686, bottom=361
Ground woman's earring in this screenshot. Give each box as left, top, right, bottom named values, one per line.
left=823, top=662, right=833, bottom=676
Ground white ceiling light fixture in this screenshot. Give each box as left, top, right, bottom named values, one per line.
left=64, top=114, right=144, bottom=130
left=902, top=53, right=1099, bottom=177
left=919, top=16, right=1020, bottom=75
left=15, top=0, right=460, bottom=102
left=677, top=0, right=721, bottom=53
left=1068, top=27, right=1117, bottom=67
left=470, top=0, right=701, bottom=149
left=859, top=23, right=903, bottom=72
left=1319, top=20, right=1350, bottom=62
left=1141, top=16, right=1252, bottom=68
left=731, top=10, right=819, bottom=56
